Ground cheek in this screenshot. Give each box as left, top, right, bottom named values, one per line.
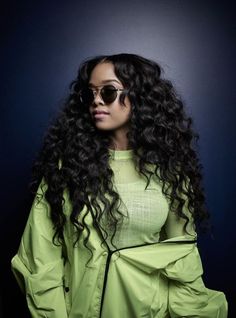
left=113, top=111, right=131, bottom=127
left=114, top=107, right=131, bottom=121
left=123, top=98, right=132, bottom=116
left=123, top=104, right=132, bottom=120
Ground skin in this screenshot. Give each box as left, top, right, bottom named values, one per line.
left=88, top=62, right=132, bottom=150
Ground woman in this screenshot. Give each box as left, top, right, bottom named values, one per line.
left=11, top=53, right=228, bottom=317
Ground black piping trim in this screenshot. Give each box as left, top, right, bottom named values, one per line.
left=159, top=240, right=197, bottom=244
left=112, top=239, right=197, bottom=252
left=99, top=250, right=113, bottom=318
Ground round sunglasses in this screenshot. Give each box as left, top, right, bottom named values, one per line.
left=79, top=84, right=126, bottom=105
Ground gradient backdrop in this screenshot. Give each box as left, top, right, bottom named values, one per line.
left=1, top=0, right=235, bottom=317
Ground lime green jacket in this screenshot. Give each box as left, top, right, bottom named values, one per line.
left=11, top=179, right=228, bottom=318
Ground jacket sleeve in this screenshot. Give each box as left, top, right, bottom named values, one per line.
left=11, top=178, right=68, bottom=318
left=161, top=181, right=228, bottom=317
left=163, top=242, right=228, bottom=317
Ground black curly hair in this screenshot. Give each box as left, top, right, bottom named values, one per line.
left=29, top=53, right=210, bottom=260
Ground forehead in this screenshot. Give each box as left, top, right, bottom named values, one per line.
left=89, top=62, right=122, bottom=86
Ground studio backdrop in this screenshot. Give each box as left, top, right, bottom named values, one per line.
left=1, top=0, right=235, bottom=317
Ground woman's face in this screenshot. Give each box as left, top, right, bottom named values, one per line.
left=88, top=62, right=132, bottom=133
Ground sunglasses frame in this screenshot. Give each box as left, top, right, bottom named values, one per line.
left=79, top=84, right=126, bottom=105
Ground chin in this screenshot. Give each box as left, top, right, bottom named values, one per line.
left=94, top=122, right=114, bottom=129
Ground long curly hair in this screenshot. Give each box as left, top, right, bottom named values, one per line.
left=29, top=53, right=210, bottom=259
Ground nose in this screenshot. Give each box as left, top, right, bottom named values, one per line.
left=93, top=90, right=104, bottom=105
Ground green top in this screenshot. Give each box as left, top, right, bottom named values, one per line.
left=11, top=148, right=228, bottom=317
left=99, top=148, right=169, bottom=250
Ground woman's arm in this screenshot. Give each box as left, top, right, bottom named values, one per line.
left=163, top=207, right=196, bottom=239
left=161, top=187, right=197, bottom=241
left=11, top=178, right=68, bottom=318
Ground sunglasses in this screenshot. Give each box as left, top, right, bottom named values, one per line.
left=79, top=84, right=126, bottom=105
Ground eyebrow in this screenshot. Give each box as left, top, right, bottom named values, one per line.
left=88, top=79, right=121, bottom=86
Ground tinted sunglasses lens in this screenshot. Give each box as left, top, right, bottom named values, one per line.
left=80, top=88, right=94, bottom=104
left=101, top=86, right=118, bottom=104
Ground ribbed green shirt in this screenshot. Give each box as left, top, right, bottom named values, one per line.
left=99, top=148, right=169, bottom=250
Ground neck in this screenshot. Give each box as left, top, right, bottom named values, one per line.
left=109, top=128, right=131, bottom=150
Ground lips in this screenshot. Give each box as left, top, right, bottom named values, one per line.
left=93, top=110, right=110, bottom=115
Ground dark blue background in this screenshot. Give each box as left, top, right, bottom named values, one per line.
left=1, top=0, right=235, bottom=317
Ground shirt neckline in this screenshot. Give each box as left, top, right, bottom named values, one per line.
left=108, top=148, right=134, bottom=160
